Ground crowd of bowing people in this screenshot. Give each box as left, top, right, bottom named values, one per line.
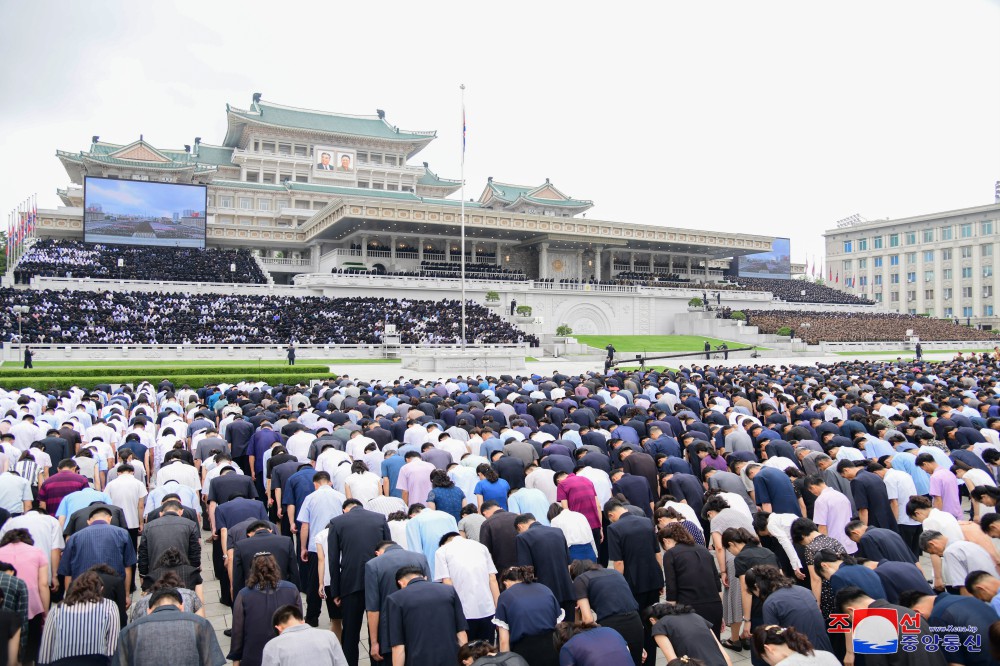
left=1, top=357, right=1000, bottom=664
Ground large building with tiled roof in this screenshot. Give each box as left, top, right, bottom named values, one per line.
left=37, top=93, right=776, bottom=295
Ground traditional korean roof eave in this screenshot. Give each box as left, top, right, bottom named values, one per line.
left=222, top=101, right=437, bottom=158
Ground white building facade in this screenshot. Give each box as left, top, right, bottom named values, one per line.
left=824, top=202, right=1000, bottom=326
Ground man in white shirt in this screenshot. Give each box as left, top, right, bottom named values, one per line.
left=9, top=415, right=43, bottom=453
left=105, top=465, right=148, bottom=545
left=0, top=471, right=32, bottom=516
left=435, top=532, right=499, bottom=641
left=157, top=459, right=201, bottom=491
left=345, top=431, right=376, bottom=461
left=576, top=466, right=613, bottom=508
left=286, top=429, right=316, bottom=462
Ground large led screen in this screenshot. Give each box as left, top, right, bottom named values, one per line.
left=737, top=237, right=791, bottom=279
left=84, top=177, right=207, bottom=249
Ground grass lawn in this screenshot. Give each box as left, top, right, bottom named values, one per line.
left=574, top=335, right=762, bottom=353
left=10, top=358, right=401, bottom=369
left=525, top=357, right=540, bottom=363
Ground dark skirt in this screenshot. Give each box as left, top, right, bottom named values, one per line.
left=599, top=611, right=644, bottom=666
left=512, top=629, right=558, bottom=666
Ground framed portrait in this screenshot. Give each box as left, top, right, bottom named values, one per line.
left=336, top=151, right=355, bottom=172
left=313, top=146, right=340, bottom=178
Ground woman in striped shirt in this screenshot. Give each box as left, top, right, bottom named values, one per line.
left=37, top=571, right=119, bottom=665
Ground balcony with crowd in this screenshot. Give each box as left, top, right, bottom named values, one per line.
left=0, top=288, right=539, bottom=346
left=12, top=239, right=269, bottom=284
left=731, top=276, right=875, bottom=305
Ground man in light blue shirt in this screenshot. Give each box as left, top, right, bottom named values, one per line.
left=144, top=481, right=201, bottom=518
left=508, top=487, right=550, bottom=525
left=404, top=504, right=457, bottom=580
left=54, top=487, right=112, bottom=524
left=857, top=433, right=895, bottom=460
left=297, top=471, right=345, bottom=626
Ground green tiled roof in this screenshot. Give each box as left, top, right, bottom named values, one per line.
left=228, top=101, right=437, bottom=143
left=193, top=144, right=234, bottom=166
left=418, top=165, right=461, bottom=188
left=486, top=181, right=591, bottom=208
left=425, top=198, right=482, bottom=208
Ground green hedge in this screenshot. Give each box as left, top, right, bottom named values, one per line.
left=0, top=371, right=336, bottom=392
left=0, top=364, right=332, bottom=379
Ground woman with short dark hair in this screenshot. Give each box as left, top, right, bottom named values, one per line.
left=659, top=523, right=723, bottom=637
left=37, top=571, right=119, bottom=665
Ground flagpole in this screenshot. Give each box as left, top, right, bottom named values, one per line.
left=460, top=83, right=467, bottom=348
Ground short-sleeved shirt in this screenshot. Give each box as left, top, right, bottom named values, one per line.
left=0, top=543, right=47, bottom=618
left=493, top=582, right=562, bottom=644
left=752, top=467, right=802, bottom=516
left=943, top=541, right=997, bottom=587
left=929, top=468, right=962, bottom=519
left=0, top=474, right=32, bottom=515
left=396, top=460, right=435, bottom=505
left=427, top=485, right=466, bottom=521
left=812, top=486, right=857, bottom=553
left=104, top=475, right=148, bottom=529
left=651, top=612, right=728, bottom=666
left=474, top=479, right=510, bottom=510
left=572, top=568, right=638, bottom=621
left=559, top=627, right=633, bottom=665
left=434, top=536, right=498, bottom=620
left=556, top=475, right=600, bottom=529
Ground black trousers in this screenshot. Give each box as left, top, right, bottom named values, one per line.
left=467, top=615, right=495, bottom=642
left=899, top=523, right=923, bottom=560
left=600, top=612, right=643, bottom=666
left=304, top=552, right=322, bottom=624
left=340, top=590, right=366, bottom=666
left=212, top=538, right=232, bottom=607
left=634, top=589, right=661, bottom=666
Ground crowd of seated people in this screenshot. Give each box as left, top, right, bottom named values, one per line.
left=0, top=288, right=539, bottom=346
left=732, top=277, right=875, bottom=305
left=13, top=239, right=269, bottom=285
left=738, top=309, right=1000, bottom=344
left=418, top=260, right=526, bottom=281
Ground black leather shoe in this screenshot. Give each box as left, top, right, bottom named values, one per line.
left=223, top=629, right=232, bottom=637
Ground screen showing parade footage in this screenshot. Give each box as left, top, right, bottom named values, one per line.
left=737, top=237, right=791, bottom=279
left=83, top=176, right=207, bottom=249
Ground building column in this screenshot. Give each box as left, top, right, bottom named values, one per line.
left=668, top=255, right=674, bottom=274
left=539, top=242, right=549, bottom=280
left=446, top=243, right=451, bottom=262
left=240, top=165, right=247, bottom=181
left=361, top=235, right=368, bottom=262
left=418, top=237, right=424, bottom=263
left=686, top=256, right=692, bottom=277
left=577, top=249, right=584, bottom=279
left=496, top=241, right=503, bottom=266
left=390, top=235, right=397, bottom=264
left=705, top=257, right=710, bottom=280
left=629, top=252, right=635, bottom=271
left=309, top=243, right=320, bottom=272
left=594, top=246, right=603, bottom=281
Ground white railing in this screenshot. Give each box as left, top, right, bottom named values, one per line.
left=259, top=257, right=310, bottom=266
left=423, top=253, right=445, bottom=261
left=820, top=340, right=1000, bottom=353
left=1, top=342, right=529, bottom=364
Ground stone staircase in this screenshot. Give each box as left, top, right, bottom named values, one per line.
left=251, top=253, right=275, bottom=286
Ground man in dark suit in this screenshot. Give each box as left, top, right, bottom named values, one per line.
left=606, top=500, right=663, bottom=665
left=514, top=513, right=575, bottom=618
left=386, top=566, right=467, bottom=666
left=137, top=500, right=201, bottom=587
left=38, top=430, right=71, bottom=475
left=365, top=541, right=430, bottom=663
left=478, top=501, right=518, bottom=573
left=231, top=521, right=299, bottom=596
left=316, top=152, right=335, bottom=170
left=327, top=499, right=390, bottom=666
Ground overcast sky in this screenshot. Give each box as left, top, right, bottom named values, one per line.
left=1, top=0, right=998, bottom=264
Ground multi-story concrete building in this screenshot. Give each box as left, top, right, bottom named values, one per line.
left=824, top=202, right=1000, bottom=326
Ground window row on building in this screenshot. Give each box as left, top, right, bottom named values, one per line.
left=841, top=220, right=995, bottom=253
